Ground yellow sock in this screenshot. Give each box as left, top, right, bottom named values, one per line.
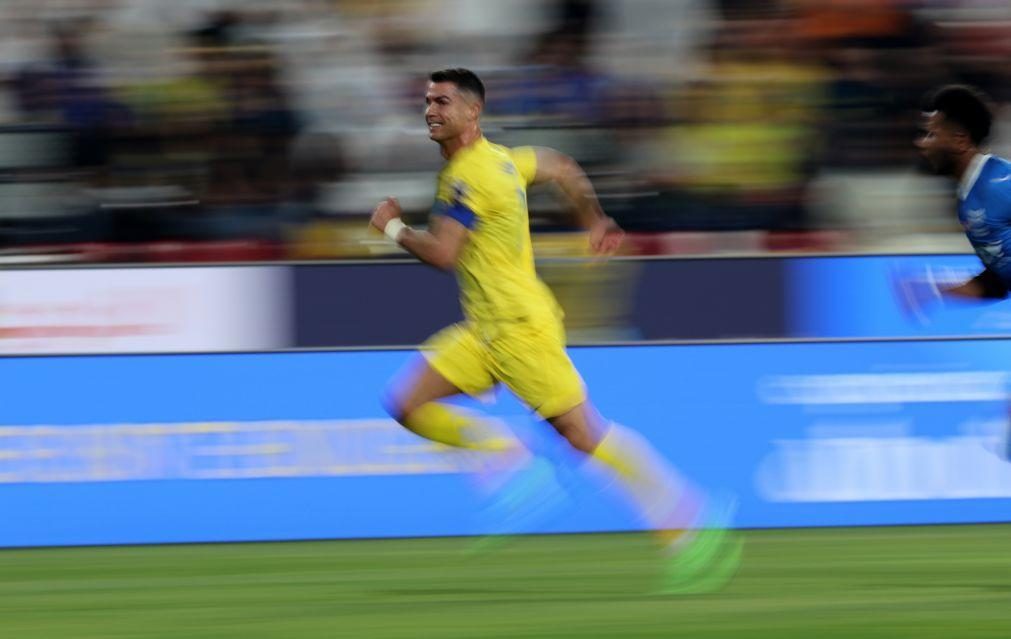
left=590, top=423, right=695, bottom=545
left=403, top=402, right=520, bottom=453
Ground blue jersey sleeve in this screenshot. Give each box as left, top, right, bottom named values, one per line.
left=977, top=176, right=1011, bottom=284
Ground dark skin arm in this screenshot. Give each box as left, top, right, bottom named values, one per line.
left=943, top=268, right=1009, bottom=300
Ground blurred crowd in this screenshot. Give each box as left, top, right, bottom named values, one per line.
left=0, top=0, right=1009, bottom=262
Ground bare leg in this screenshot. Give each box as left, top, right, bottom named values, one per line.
left=547, top=401, right=699, bottom=542
left=547, top=400, right=741, bottom=593
left=385, top=358, right=520, bottom=453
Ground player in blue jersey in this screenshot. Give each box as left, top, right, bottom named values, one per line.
left=903, top=85, right=1011, bottom=304
left=901, top=85, right=1011, bottom=460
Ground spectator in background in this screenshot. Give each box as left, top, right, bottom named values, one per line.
left=1, top=17, right=126, bottom=246
left=48, top=19, right=132, bottom=172
left=930, top=2, right=1011, bottom=103
left=800, top=0, right=956, bottom=245
left=492, top=28, right=611, bottom=126
left=797, top=0, right=942, bottom=169
left=12, top=18, right=132, bottom=166
left=625, top=13, right=826, bottom=232
left=491, top=0, right=608, bottom=125
left=1, top=0, right=1007, bottom=259
left=221, top=46, right=301, bottom=230
left=175, top=13, right=300, bottom=242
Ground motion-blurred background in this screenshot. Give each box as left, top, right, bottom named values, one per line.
left=0, top=0, right=1008, bottom=262
left=4, top=5, right=1011, bottom=638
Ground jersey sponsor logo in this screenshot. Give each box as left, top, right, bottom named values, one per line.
left=964, top=208, right=988, bottom=240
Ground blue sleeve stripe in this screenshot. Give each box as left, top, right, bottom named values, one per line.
left=436, top=202, right=477, bottom=229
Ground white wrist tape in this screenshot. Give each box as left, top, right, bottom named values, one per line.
left=384, top=218, right=408, bottom=243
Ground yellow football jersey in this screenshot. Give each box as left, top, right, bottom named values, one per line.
left=433, top=137, right=561, bottom=333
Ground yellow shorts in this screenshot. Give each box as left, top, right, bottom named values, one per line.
left=422, top=320, right=586, bottom=419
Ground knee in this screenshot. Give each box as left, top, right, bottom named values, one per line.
left=548, top=404, right=606, bottom=454
left=380, top=389, right=411, bottom=426
left=568, top=430, right=601, bottom=454
left=554, top=421, right=600, bottom=454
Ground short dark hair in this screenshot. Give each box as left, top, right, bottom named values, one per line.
left=430, top=68, right=485, bottom=103
left=926, top=84, right=994, bottom=145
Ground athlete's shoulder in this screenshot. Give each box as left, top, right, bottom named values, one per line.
left=987, top=156, right=1011, bottom=181
left=984, top=155, right=1011, bottom=176
left=435, top=156, right=473, bottom=205
left=504, top=145, right=538, bottom=185
left=981, top=156, right=1011, bottom=205
left=483, top=138, right=508, bottom=153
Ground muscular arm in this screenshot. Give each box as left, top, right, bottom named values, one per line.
left=943, top=268, right=1009, bottom=300
left=398, top=215, right=469, bottom=271
left=530, top=147, right=607, bottom=228
left=530, top=147, right=623, bottom=254
left=369, top=196, right=468, bottom=271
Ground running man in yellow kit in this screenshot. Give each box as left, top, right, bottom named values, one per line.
left=369, top=68, right=739, bottom=593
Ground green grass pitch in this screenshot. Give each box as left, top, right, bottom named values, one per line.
left=1, top=525, right=1009, bottom=638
